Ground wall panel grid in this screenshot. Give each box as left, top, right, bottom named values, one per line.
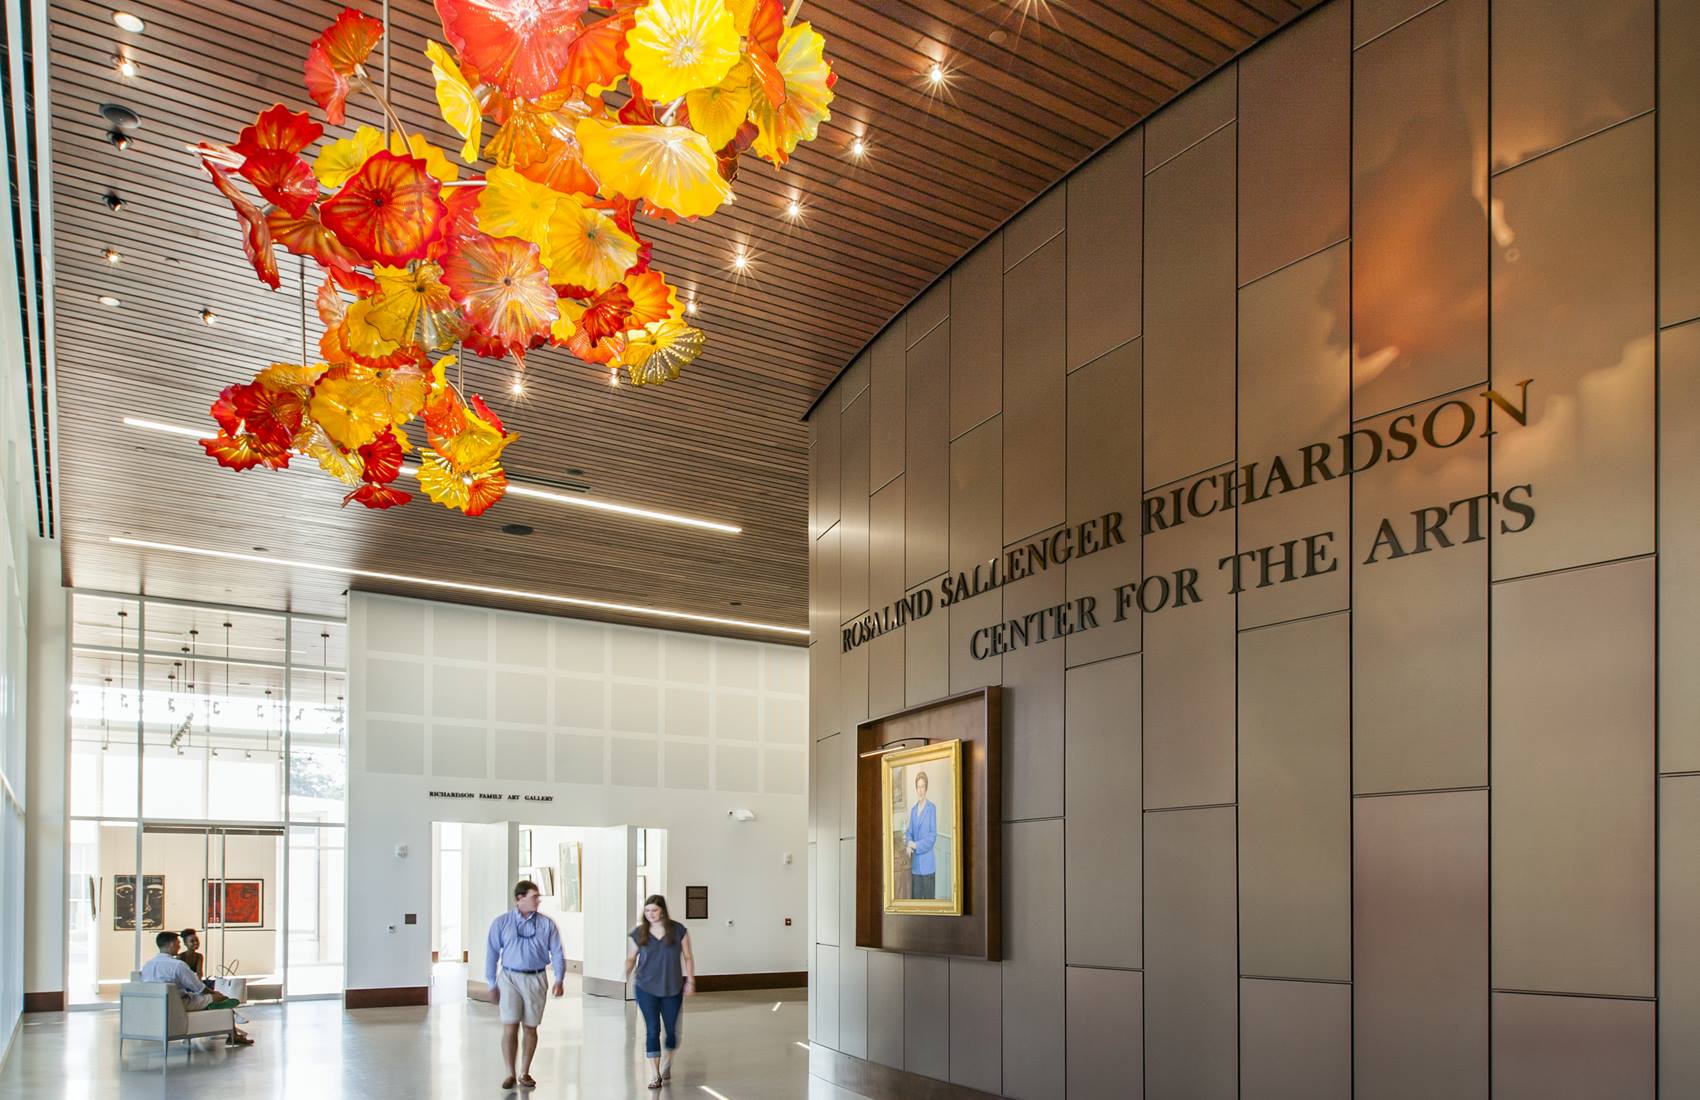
left=360, top=597, right=808, bottom=796
left=804, top=0, right=1690, bottom=1093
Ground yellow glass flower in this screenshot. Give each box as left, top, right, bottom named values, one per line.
left=544, top=197, right=640, bottom=291
left=314, top=125, right=383, bottom=189
left=367, top=261, right=455, bottom=345
left=576, top=118, right=731, bottom=218
left=425, top=40, right=483, bottom=165
left=622, top=318, right=704, bottom=386
left=752, top=22, right=834, bottom=167
left=686, top=60, right=754, bottom=151
left=476, top=166, right=558, bottom=250
left=389, top=131, right=460, bottom=183
left=625, top=0, right=741, bottom=102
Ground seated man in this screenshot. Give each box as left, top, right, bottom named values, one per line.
left=140, top=931, right=252, bottom=1047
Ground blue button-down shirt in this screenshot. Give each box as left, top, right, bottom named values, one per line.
left=140, top=952, right=205, bottom=999
left=485, top=908, right=565, bottom=988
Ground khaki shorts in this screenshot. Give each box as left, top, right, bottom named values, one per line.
left=497, top=968, right=548, bottom=1027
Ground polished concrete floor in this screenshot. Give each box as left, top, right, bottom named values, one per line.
left=0, top=980, right=867, bottom=1099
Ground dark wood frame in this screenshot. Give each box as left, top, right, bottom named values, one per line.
left=854, top=687, right=1002, bottom=960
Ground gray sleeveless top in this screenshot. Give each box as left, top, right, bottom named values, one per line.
left=630, top=922, right=688, bottom=996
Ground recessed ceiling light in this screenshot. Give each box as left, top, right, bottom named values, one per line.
left=103, top=247, right=122, bottom=264
left=784, top=199, right=802, bottom=221
left=509, top=375, right=525, bottom=396
left=684, top=299, right=698, bottom=316
left=100, top=102, right=142, bottom=131
left=927, top=62, right=946, bottom=86
left=119, top=416, right=743, bottom=533
left=200, top=308, right=218, bottom=325
left=849, top=136, right=868, bottom=160
left=731, top=251, right=749, bottom=271
left=107, top=537, right=807, bottom=636
left=500, top=523, right=534, bottom=536
left=112, top=10, right=145, bottom=33
left=99, top=295, right=121, bottom=308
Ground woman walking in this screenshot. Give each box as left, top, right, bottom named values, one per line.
left=625, top=894, right=696, bottom=1089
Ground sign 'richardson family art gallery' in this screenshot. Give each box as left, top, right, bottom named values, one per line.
left=840, top=380, right=1538, bottom=662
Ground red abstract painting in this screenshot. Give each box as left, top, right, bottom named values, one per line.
left=204, top=879, right=264, bottom=928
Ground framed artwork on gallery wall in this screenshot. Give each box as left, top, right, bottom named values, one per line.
left=115, top=875, right=165, bottom=931
left=559, top=843, right=583, bottom=913
left=522, top=866, right=556, bottom=896
left=204, top=879, right=263, bottom=928
left=854, top=687, right=1002, bottom=960
left=685, top=886, right=708, bottom=920
left=880, top=740, right=965, bottom=916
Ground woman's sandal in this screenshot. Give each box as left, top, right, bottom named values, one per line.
left=647, top=1077, right=664, bottom=1090
left=518, top=1075, right=537, bottom=1089
left=500, top=1076, right=516, bottom=1090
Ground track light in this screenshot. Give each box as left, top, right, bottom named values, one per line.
left=104, top=192, right=126, bottom=212
left=200, top=308, right=219, bottom=326
left=108, top=129, right=133, bottom=151
left=103, top=247, right=122, bottom=264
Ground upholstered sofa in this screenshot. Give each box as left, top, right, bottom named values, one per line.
left=118, top=978, right=234, bottom=1063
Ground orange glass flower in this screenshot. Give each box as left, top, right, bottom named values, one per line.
left=320, top=151, right=448, bottom=267
left=203, top=155, right=280, bottom=290
left=268, top=205, right=365, bottom=274
left=305, top=9, right=383, bottom=125
left=231, top=104, right=323, bottom=161
left=238, top=150, right=318, bottom=218
left=440, top=233, right=560, bottom=353
left=434, top=0, right=589, bottom=100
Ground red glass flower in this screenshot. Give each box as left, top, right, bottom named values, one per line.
left=320, top=151, right=447, bottom=267
left=434, top=0, right=590, bottom=100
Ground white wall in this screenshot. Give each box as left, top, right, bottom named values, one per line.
left=346, top=592, right=809, bottom=993
left=583, top=825, right=633, bottom=993
left=22, top=547, right=64, bottom=998
left=463, top=821, right=515, bottom=984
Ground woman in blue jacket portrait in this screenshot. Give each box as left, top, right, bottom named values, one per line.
left=904, top=770, right=938, bottom=899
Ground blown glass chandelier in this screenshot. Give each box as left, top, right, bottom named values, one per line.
left=196, top=0, right=835, bottom=514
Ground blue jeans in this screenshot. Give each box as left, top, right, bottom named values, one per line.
left=635, top=988, right=683, bottom=1058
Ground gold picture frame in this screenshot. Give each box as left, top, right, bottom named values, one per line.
left=880, top=739, right=964, bottom=916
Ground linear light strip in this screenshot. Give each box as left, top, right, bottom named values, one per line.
left=108, top=537, right=807, bottom=637
left=122, top=417, right=741, bottom=534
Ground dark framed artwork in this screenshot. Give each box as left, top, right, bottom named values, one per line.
left=855, top=687, right=1003, bottom=960
left=204, top=878, right=264, bottom=928
left=685, top=885, right=708, bottom=920
left=114, top=874, right=165, bottom=931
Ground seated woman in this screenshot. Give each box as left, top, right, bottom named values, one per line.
left=140, top=931, right=252, bottom=1047
left=177, top=928, right=252, bottom=1046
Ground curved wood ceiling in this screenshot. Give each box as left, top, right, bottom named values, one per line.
left=47, top=0, right=1313, bottom=640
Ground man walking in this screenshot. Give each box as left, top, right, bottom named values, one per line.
left=486, top=879, right=565, bottom=1090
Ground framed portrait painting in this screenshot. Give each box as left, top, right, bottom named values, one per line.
left=205, top=879, right=264, bottom=928
left=880, top=739, right=964, bottom=916
left=115, top=874, right=165, bottom=931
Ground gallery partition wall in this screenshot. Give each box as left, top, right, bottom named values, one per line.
left=804, top=0, right=1700, bottom=1096
left=65, top=591, right=346, bottom=1003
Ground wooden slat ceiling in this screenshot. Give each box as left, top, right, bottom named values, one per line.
left=46, top=0, right=1314, bottom=642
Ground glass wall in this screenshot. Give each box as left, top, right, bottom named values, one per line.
left=67, top=593, right=346, bottom=1003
